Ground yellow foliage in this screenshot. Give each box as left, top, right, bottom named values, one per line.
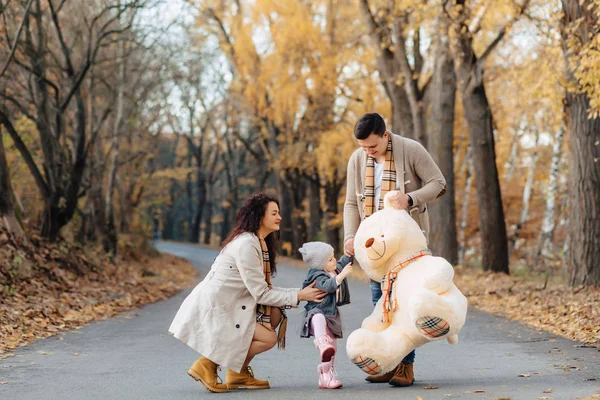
left=564, top=0, right=600, bottom=117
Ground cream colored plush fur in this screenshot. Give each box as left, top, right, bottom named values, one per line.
left=346, top=191, right=468, bottom=375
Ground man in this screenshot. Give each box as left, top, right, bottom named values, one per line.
left=343, top=113, right=446, bottom=387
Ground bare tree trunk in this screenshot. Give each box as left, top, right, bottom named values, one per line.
left=278, top=169, right=309, bottom=257
left=534, top=128, right=565, bottom=263
left=0, top=126, right=24, bottom=237
left=324, top=179, right=343, bottom=254
left=449, top=0, right=528, bottom=273
left=427, top=25, right=458, bottom=264
left=562, top=0, right=600, bottom=287
left=104, top=38, right=125, bottom=259
left=307, top=173, right=322, bottom=241
left=510, top=132, right=540, bottom=252
left=203, top=183, right=213, bottom=245
left=457, top=149, right=474, bottom=266
left=460, top=88, right=509, bottom=273
left=279, top=178, right=295, bottom=256
left=190, top=166, right=206, bottom=244
left=116, top=172, right=133, bottom=233
left=503, top=128, right=521, bottom=185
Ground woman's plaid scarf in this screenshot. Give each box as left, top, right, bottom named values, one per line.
left=257, top=238, right=288, bottom=349
left=381, top=249, right=432, bottom=323
left=363, top=134, right=396, bottom=218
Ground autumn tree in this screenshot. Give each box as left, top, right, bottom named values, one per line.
left=193, top=0, right=369, bottom=253
left=561, top=0, right=600, bottom=287
left=444, top=0, right=537, bottom=273
left=0, top=0, right=150, bottom=241
left=357, top=0, right=459, bottom=263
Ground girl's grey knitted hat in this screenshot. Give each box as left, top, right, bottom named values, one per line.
left=298, top=242, right=334, bottom=269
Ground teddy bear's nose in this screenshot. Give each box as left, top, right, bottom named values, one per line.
left=365, top=238, right=375, bottom=248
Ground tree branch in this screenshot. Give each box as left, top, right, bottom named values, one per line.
left=0, top=109, right=49, bottom=198
left=0, top=0, right=34, bottom=79
left=474, top=0, right=532, bottom=82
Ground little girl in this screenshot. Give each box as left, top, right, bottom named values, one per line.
left=298, top=242, right=353, bottom=389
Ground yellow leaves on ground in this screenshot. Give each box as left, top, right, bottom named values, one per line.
left=454, top=265, right=600, bottom=345
left=0, top=231, right=196, bottom=357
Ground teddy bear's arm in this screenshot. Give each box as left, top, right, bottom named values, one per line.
left=421, top=258, right=455, bottom=295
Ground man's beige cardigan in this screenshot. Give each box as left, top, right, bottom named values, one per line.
left=344, top=132, right=447, bottom=244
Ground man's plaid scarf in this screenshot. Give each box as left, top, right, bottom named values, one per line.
left=363, top=134, right=396, bottom=218
left=256, top=238, right=288, bottom=349
left=381, top=249, right=432, bottom=323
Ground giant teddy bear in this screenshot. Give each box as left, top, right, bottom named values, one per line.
left=346, top=191, right=468, bottom=376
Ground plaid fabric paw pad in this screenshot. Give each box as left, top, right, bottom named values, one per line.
left=352, top=355, right=383, bottom=375
left=415, top=316, right=450, bottom=338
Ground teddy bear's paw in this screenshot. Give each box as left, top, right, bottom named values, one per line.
left=447, top=334, right=459, bottom=344
left=415, top=316, right=450, bottom=339
left=351, top=355, right=383, bottom=376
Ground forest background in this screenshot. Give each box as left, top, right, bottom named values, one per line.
left=0, top=0, right=599, bottom=352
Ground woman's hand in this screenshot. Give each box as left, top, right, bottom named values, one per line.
left=298, top=281, right=327, bottom=302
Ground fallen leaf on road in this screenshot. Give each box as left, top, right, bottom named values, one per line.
left=0, top=381, right=8, bottom=384
left=519, top=373, right=531, bottom=377
left=424, top=385, right=438, bottom=389
left=543, top=388, right=553, bottom=393
left=474, top=390, right=487, bottom=393
left=537, top=397, right=551, bottom=400
left=72, top=353, right=79, bottom=356
left=37, top=351, right=53, bottom=355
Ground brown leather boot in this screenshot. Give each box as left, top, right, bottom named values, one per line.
left=226, top=366, right=270, bottom=390
left=187, top=356, right=228, bottom=393
left=389, top=362, right=415, bottom=387
left=365, top=368, right=396, bottom=383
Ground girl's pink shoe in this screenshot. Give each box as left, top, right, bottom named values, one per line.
left=318, top=360, right=342, bottom=389
left=313, top=335, right=335, bottom=362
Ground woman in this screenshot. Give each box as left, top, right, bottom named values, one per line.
left=169, top=192, right=327, bottom=393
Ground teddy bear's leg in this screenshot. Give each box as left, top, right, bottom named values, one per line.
left=360, top=296, right=391, bottom=333
left=408, top=288, right=456, bottom=341
left=347, top=325, right=414, bottom=376
left=422, top=259, right=454, bottom=295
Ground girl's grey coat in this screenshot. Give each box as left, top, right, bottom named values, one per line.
left=300, top=255, right=352, bottom=338
left=169, top=232, right=299, bottom=373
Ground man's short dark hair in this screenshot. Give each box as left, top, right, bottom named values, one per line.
left=354, top=113, right=386, bottom=140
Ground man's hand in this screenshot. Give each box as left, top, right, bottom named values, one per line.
left=344, top=238, right=355, bottom=256
left=386, top=191, right=410, bottom=210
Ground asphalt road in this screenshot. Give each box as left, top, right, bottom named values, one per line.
left=1, top=241, right=599, bottom=400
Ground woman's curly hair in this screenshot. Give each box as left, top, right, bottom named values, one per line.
left=222, top=192, right=280, bottom=276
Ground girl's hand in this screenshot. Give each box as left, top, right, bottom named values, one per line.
left=339, top=262, right=353, bottom=280
left=344, top=261, right=354, bottom=273
left=298, top=281, right=327, bottom=302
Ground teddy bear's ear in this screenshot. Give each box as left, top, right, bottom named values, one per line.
left=383, top=190, right=403, bottom=210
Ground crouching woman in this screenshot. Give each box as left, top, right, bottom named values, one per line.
left=169, top=192, right=326, bottom=393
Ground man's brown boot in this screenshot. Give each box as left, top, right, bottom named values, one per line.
left=389, top=362, right=415, bottom=387
left=365, top=368, right=396, bottom=383
left=226, top=366, right=270, bottom=390
left=187, top=356, right=228, bottom=393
